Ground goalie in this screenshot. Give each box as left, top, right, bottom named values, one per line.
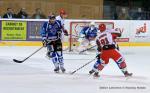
left=78, top=22, right=98, bottom=54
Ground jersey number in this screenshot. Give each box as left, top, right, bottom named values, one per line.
left=100, top=38, right=109, bottom=46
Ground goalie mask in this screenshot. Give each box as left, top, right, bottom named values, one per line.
left=89, top=22, right=95, bottom=30
left=99, top=23, right=106, bottom=32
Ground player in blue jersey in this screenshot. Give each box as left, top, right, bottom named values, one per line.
left=40, top=15, right=67, bottom=73
left=78, top=22, right=98, bottom=54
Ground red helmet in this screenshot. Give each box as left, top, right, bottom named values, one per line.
left=59, top=9, right=66, bottom=15
left=99, top=24, right=106, bottom=32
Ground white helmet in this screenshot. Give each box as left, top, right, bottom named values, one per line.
left=89, top=21, right=95, bottom=26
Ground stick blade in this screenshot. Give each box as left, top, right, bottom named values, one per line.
left=70, top=71, right=76, bottom=75
left=13, top=59, right=23, bottom=63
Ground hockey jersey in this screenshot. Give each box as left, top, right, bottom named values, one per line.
left=56, top=15, right=64, bottom=26
left=96, top=29, right=121, bottom=48
left=40, top=20, right=62, bottom=40
left=80, top=26, right=98, bottom=40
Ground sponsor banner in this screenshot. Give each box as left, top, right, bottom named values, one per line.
left=116, top=38, right=129, bottom=42
left=130, top=21, right=150, bottom=42
left=0, top=19, right=150, bottom=43
left=1, top=21, right=27, bottom=40
left=27, top=21, right=45, bottom=41
left=113, top=20, right=131, bottom=42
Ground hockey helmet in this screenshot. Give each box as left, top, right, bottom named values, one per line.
left=99, top=23, right=106, bottom=32
left=59, top=9, right=66, bottom=15
left=89, top=21, right=95, bottom=26
left=48, top=14, right=56, bottom=19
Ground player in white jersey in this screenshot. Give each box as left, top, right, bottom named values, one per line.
left=91, top=24, right=132, bottom=77
left=56, top=9, right=68, bottom=36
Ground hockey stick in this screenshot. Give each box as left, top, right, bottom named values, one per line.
left=70, top=58, right=96, bottom=74
left=13, top=46, right=44, bottom=63
left=79, top=45, right=96, bottom=54
left=68, top=34, right=84, bottom=38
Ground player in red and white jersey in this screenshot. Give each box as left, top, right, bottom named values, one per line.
left=56, top=9, right=67, bottom=26
left=92, top=24, right=132, bottom=77
left=56, top=9, right=68, bottom=37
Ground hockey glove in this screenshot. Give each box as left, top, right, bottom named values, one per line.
left=42, top=39, right=48, bottom=47
left=57, top=31, right=62, bottom=39
left=63, top=30, right=68, bottom=36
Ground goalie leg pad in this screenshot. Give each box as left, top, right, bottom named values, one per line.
left=90, top=40, right=96, bottom=46
left=78, top=39, right=90, bottom=51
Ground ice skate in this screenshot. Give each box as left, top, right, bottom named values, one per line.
left=54, top=67, right=59, bottom=73
left=124, top=71, right=133, bottom=77
left=89, top=69, right=95, bottom=75
left=60, top=67, right=66, bottom=73
left=93, top=72, right=100, bottom=77
left=46, top=51, right=52, bottom=59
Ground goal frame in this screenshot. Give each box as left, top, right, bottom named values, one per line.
left=69, top=21, right=114, bottom=51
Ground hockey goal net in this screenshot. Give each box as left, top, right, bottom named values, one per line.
left=69, top=21, right=114, bottom=51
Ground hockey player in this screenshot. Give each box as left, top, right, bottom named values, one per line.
left=40, top=15, right=66, bottom=73
left=56, top=9, right=67, bottom=26
left=91, top=24, right=132, bottom=77
left=56, top=9, right=68, bottom=36
left=89, top=27, right=121, bottom=76
left=78, top=21, right=98, bottom=54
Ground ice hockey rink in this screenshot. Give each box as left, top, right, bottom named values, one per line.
left=0, top=46, right=150, bottom=93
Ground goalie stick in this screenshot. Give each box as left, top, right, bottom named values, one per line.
left=70, top=58, right=96, bottom=74
left=13, top=46, right=44, bottom=63
left=79, top=45, right=96, bottom=54
left=68, top=34, right=84, bottom=38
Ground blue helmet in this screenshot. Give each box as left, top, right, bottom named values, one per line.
left=48, top=15, right=55, bottom=19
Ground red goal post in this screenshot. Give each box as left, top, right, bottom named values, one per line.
left=69, top=21, right=114, bottom=51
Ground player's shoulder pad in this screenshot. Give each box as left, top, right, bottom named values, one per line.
left=55, top=20, right=62, bottom=27
left=56, top=15, right=61, bottom=20
left=56, top=20, right=61, bottom=24
left=43, top=22, right=48, bottom=27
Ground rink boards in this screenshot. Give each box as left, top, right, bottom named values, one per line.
left=0, top=19, right=150, bottom=47
left=0, top=41, right=150, bottom=46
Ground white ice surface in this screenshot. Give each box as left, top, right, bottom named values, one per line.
left=0, top=46, right=150, bottom=93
